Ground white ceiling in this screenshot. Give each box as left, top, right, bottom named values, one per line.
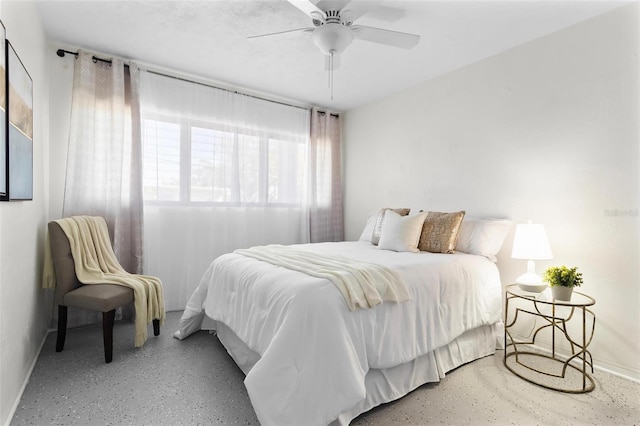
left=36, top=0, right=629, bottom=111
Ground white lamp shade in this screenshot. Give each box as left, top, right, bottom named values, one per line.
left=511, top=223, right=553, bottom=260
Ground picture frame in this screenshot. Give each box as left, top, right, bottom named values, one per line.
left=6, top=39, right=33, bottom=201
left=0, top=22, right=7, bottom=201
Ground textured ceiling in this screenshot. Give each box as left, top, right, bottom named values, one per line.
left=37, top=0, right=629, bottom=111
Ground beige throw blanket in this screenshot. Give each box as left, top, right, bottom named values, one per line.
left=42, top=216, right=165, bottom=347
left=235, top=245, right=410, bottom=311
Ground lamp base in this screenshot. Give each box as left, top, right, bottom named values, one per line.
left=517, top=282, right=548, bottom=293
left=515, top=272, right=547, bottom=293
left=515, top=272, right=543, bottom=285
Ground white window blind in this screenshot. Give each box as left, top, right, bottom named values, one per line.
left=141, top=78, right=309, bottom=206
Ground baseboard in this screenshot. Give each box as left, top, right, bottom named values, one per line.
left=593, top=361, right=640, bottom=384
left=2, top=329, right=52, bottom=426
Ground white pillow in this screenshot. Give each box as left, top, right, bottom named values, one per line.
left=455, top=218, right=512, bottom=261
left=358, top=215, right=376, bottom=242
left=378, top=211, right=428, bottom=253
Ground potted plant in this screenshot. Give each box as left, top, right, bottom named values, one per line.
left=543, top=265, right=583, bottom=301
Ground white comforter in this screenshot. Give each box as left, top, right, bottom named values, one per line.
left=177, top=241, right=502, bottom=425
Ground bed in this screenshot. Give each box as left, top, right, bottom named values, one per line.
left=175, top=212, right=510, bottom=425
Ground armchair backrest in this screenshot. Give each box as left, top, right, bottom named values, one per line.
left=48, top=221, right=82, bottom=305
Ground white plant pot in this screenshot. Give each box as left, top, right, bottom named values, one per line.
left=551, top=286, right=573, bottom=302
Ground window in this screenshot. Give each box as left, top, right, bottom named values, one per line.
left=142, top=117, right=307, bottom=206
left=142, top=119, right=181, bottom=201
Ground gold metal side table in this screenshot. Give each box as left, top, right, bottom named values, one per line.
left=504, top=284, right=596, bottom=393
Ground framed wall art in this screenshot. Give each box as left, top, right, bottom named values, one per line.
left=0, top=22, right=7, bottom=201
left=6, top=39, right=33, bottom=201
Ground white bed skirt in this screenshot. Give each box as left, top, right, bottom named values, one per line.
left=211, top=319, right=503, bottom=425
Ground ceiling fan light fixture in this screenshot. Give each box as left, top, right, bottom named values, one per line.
left=312, top=23, right=354, bottom=55
left=251, top=0, right=421, bottom=102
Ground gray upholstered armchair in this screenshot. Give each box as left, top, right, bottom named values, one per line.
left=48, top=221, right=160, bottom=363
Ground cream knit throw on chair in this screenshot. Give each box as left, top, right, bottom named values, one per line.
left=43, top=216, right=165, bottom=347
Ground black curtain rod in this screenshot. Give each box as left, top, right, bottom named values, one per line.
left=56, top=49, right=114, bottom=65
left=56, top=48, right=339, bottom=117
left=317, top=111, right=340, bottom=118
left=146, top=70, right=338, bottom=117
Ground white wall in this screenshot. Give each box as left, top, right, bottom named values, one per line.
left=0, top=1, right=51, bottom=425
left=47, top=43, right=73, bottom=219
left=344, top=4, right=639, bottom=380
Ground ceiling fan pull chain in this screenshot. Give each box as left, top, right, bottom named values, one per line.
left=329, top=50, right=335, bottom=101
left=328, top=51, right=332, bottom=89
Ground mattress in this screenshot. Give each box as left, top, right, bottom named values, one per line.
left=176, top=241, right=503, bottom=425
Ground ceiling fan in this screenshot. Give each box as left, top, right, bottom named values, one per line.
left=248, top=0, right=421, bottom=100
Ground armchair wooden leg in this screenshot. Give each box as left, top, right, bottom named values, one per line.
left=102, top=310, right=116, bottom=363
left=56, top=305, right=67, bottom=352
left=153, top=319, right=160, bottom=336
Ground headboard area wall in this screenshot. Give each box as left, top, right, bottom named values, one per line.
left=342, top=4, right=639, bottom=381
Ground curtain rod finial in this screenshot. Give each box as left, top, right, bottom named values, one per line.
left=56, top=49, right=66, bottom=57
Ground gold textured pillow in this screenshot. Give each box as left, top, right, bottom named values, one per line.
left=418, top=211, right=466, bottom=253
left=371, top=207, right=410, bottom=246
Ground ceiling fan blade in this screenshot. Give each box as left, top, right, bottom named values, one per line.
left=248, top=27, right=314, bottom=40
left=287, top=0, right=323, bottom=18
left=351, top=25, right=420, bottom=49
left=313, top=0, right=351, bottom=12
left=343, top=1, right=404, bottom=22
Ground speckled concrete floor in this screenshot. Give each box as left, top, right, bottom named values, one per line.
left=10, top=311, right=640, bottom=425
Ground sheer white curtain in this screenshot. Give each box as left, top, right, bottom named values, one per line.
left=63, top=51, right=144, bottom=273
left=139, top=71, right=310, bottom=310
left=62, top=51, right=143, bottom=326
left=309, top=108, right=344, bottom=242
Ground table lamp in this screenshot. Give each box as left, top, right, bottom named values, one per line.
left=511, top=222, right=553, bottom=291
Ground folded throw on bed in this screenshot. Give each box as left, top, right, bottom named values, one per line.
left=235, top=245, right=410, bottom=311
left=42, top=216, right=165, bottom=347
